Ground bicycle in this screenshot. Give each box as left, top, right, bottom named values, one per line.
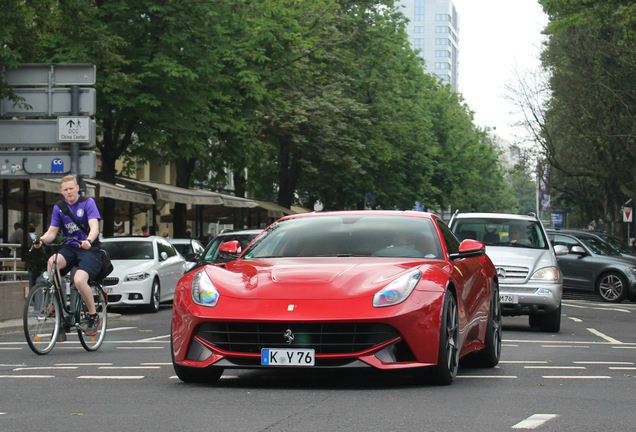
left=23, top=237, right=108, bottom=355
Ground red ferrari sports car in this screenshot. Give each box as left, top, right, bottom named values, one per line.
left=172, top=211, right=501, bottom=385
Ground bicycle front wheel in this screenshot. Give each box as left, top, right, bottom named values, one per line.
left=78, top=284, right=108, bottom=351
left=23, top=282, right=61, bottom=355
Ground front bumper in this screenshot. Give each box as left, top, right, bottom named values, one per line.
left=499, top=282, right=562, bottom=316
left=102, top=276, right=153, bottom=306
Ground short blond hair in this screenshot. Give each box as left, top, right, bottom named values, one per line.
left=60, top=175, right=77, bottom=186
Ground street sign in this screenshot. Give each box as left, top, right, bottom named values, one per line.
left=58, top=116, right=91, bottom=142
left=1, top=87, right=96, bottom=117
left=623, top=207, right=632, bottom=223
left=0, top=150, right=96, bottom=178
left=0, top=119, right=95, bottom=147
left=3, top=64, right=96, bottom=85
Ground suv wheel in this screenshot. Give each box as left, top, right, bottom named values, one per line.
left=597, top=272, right=627, bottom=303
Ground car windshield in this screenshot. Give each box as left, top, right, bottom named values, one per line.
left=203, top=233, right=259, bottom=264
left=172, top=242, right=203, bottom=256
left=243, top=215, right=443, bottom=259
left=598, top=234, right=634, bottom=254
left=102, top=241, right=154, bottom=260
left=578, top=236, right=621, bottom=256
left=452, top=218, right=549, bottom=249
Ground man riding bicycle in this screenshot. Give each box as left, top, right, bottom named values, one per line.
left=34, top=175, right=103, bottom=336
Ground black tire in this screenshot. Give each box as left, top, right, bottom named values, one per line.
left=528, top=314, right=540, bottom=328
left=78, top=284, right=108, bottom=351
left=597, top=272, right=628, bottom=303
left=538, top=304, right=561, bottom=333
left=171, top=334, right=223, bottom=383
left=471, top=282, right=502, bottom=368
left=418, top=291, right=459, bottom=386
left=23, top=282, right=61, bottom=355
left=145, top=278, right=161, bottom=313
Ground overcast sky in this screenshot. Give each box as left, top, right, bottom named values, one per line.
left=451, top=0, right=549, bottom=143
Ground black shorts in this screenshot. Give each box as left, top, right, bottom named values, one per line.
left=59, top=246, right=102, bottom=281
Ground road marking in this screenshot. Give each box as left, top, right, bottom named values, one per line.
left=609, top=367, right=636, bottom=370
left=0, top=375, right=54, bottom=378
left=99, top=366, right=160, bottom=370
left=106, top=327, right=137, bottom=332
left=541, top=345, right=589, bottom=348
left=568, top=317, right=583, bottom=322
left=220, top=375, right=239, bottom=379
left=587, top=328, right=622, bottom=344
left=613, top=346, right=636, bottom=349
left=573, top=361, right=634, bottom=365
left=13, top=367, right=77, bottom=371
left=502, top=344, right=518, bottom=347
left=141, top=363, right=171, bottom=366
left=116, top=346, right=164, bottom=350
left=500, top=361, right=548, bottom=364
left=512, top=414, right=559, bottom=429
left=0, top=364, right=26, bottom=367
left=524, top=366, right=585, bottom=369
left=55, top=363, right=113, bottom=366
left=0, top=348, right=22, bottom=350
left=77, top=376, right=145, bottom=380
left=562, top=303, right=588, bottom=309
left=457, top=375, right=517, bottom=379
left=138, top=334, right=170, bottom=342
left=542, top=376, right=611, bottom=379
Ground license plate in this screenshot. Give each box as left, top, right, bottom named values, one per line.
left=261, top=348, right=315, bottom=366
left=103, top=287, right=113, bottom=294
left=499, top=294, right=518, bottom=304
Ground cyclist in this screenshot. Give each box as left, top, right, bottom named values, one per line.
left=34, top=175, right=103, bottom=336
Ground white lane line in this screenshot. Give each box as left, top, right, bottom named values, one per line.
left=0, top=364, right=26, bottom=367
left=0, top=348, right=22, bottom=350
left=0, top=412, right=6, bottom=415
left=141, top=363, right=171, bottom=366
left=55, top=363, right=113, bottom=366
left=500, top=361, right=548, bottom=364
left=138, top=335, right=170, bottom=342
left=99, top=366, right=160, bottom=370
left=562, top=303, right=588, bottom=309
left=613, top=346, right=636, bottom=349
left=574, top=361, right=634, bottom=365
left=169, top=375, right=178, bottom=379
left=524, top=366, right=586, bottom=369
left=77, top=376, right=145, bottom=380
left=609, top=367, right=636, bottom=370
left=13, top=367, right=77, bottom=371
left=116, top=347, right=164, bottom=350
left=542, top=376, right=611, bottom=379
left=512, top=414, right=559, bottom=429
left=587, top=328, right=622, bottom=344
left=0, top=375, right=54, bottom=378
left=541, top=345, right=589, bottom=348
left=106, top=327, right=137, bottom=332
left=502, top=344, right=518, bottom=347
left=591, top=306, right=630, bottom=313
left=457, top=375, right=518, bottom=379
left=568, top=317, right=583, bottom=323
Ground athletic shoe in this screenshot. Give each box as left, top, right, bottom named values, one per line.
left=85, top=313, right=101, bottom=336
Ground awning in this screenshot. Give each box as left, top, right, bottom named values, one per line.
left=253, top=200, right=295, bottom=218
left=291, top=205, right=312, bottom=214
left=30, top=178, right=96, bottom=197
left=84, top=178, right=154, bottom=205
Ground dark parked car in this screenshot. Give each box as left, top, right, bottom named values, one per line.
left=546, top=229, right=636, bottom=303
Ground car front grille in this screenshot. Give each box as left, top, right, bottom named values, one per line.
left=195, top=322, right=400, bottom=355
left=502, top=287, right=538, bottom=294
left=497, top=266, right=529, bottom=282
left=103, top=277, right=119, bottom=286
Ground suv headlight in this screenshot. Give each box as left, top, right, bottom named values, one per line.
left=192, top=270, right=219, bottom=307
left=530, top=266, right=559, bottom=282
left=125, top=272, right=150, bottom=282
left=373, top=270, right=421, bottom=307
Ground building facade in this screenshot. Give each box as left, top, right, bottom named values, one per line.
left=398, top=0, right=459, bottom=91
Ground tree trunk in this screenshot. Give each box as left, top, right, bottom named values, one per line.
left=172, top=156, right=196, bottom=239
left=277, top=138, right=301, bottom=209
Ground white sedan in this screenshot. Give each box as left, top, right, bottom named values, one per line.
left=101, top=236, right=186, bottom=313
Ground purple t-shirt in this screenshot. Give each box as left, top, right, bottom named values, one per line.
left=51, top=197, right=101, bottom=242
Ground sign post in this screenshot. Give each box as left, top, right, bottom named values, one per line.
left=624, top=207, right=632, bottom=243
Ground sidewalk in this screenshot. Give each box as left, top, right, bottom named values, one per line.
left=0, top=318, right=22, bottom=335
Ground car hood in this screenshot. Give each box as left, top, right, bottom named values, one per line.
left=484, top=247, right=555, bottom=271
left=109, top=260, right=155, bottom=275
left=205, top=258, right=447, bottom=300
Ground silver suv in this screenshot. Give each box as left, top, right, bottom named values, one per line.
left=449, top=213, right=568, bottom=332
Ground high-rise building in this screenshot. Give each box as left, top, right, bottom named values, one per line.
left=398, top=0, right=459, bottom=91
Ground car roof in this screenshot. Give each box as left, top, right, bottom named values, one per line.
left=452, top=212, right=539, bottom=222
left=168, top=238, right=202, bottom=244
left=102, top=235, right=162, bottom=242
left=278, top=210, right=439, bottom=222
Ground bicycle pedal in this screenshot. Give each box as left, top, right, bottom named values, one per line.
left=56, top=332, right=67, bottom=342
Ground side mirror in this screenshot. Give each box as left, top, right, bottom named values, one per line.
left=219, top=240, right=242, bottom=261
left=553, top=245, right=569, bottom=256
left=185, top=252, right=198, bottom=262
left=449, top=239, right=486, bottom=260
left=160, top=251, right=169, bottom=261
left=571, top=245, right=587, bottom=255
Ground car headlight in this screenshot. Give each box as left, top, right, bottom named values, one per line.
left=530, top=267, right=559, bottom=282
left=125, top=272, right=150, bottom=282
left=192, top=270, right=219, bottom=307
left=373, top=270, right=421, bottom=308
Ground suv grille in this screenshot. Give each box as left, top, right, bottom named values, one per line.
left=497, top=266, right=529, bottom=282
left=195, top=322, right=400, bottom=355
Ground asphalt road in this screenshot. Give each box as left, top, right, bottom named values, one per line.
left=1, top=297, right=635, bottom=432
